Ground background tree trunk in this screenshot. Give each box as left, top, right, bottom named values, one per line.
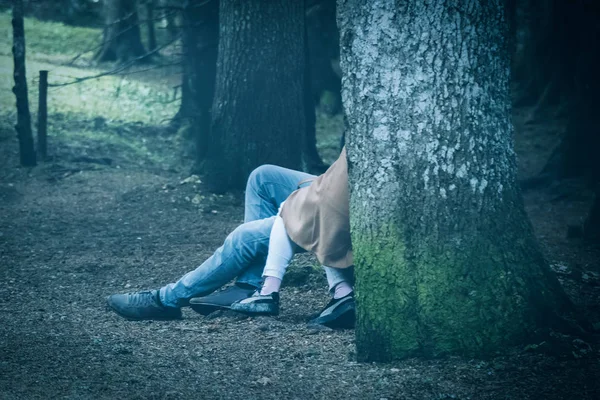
left=514, top=1, right=600, bottom=241
left=177, top=0, right=218, bottom=160
left=516, top=1, right=600, bottom=183
left=303, top=13, right=327, bottom=174
left=12, top=0, right=36, bottom=167
left=204, top=0, right=305, bottom=192
left=583, top=192, right=600, bottom=241
left=305, top=0, right=341, bottom=115
left=158, top=0, right=178, bottom=39
left=95, top=0, right=146, bottom=63
left=145, top=0, right=157, bottom=52
left=339, top=0, right=580, bottom=361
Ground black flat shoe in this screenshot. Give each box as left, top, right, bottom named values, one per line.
left=230, top=291, right=280, bottom=316
left=189, top=284, right=256, bottom=315
left=309, top=292, right=355, bottom=329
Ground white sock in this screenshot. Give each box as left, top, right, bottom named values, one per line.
left=260, top=276, right=282, bottom=295
left=333, top=281, right=353, bottom=299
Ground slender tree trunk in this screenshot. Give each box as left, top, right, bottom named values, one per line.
left=306, top=0, right=341, bottom=115
left=146, top=0, right=157, bottom=52
left=12, top=0, right=36, bottom=167
left=583, top=192, right=600, bottom=241
left=517, top=1, right=600, bottom=244
left=540, top=1, right=600, bottom=183
left=339, top=0, right=581, bottom=361
left=95, top=0, right=146, bottom=63
left=204, top=0, right=305, bottom=192
left=158, top=0, right=178, bottom=39
left=303, top=13, right=327, bottom=174
left=177, top=0, right=218, bottom=158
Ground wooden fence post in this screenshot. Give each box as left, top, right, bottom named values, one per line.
left=37, top=70, right=48, bottom=160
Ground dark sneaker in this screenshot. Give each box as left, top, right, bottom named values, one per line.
left=106, top=290, right=182, bottom=320
left=310, top=292, right=355, bottom=329
left=189, top=284, right=256, bottom=315
left=230, top=291, right=279, bottom=316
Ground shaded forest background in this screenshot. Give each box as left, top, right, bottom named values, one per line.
left=0, top=0, right=599, bottom=399
left=2, top=0, right=598, bottom=233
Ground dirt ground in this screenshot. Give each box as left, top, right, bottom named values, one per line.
left=0, top=106, right=599, bottom=400
left=0, top=14, right=599, bottom=394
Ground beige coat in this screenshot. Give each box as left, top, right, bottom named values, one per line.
left=280, top=147, right=352, bottom=268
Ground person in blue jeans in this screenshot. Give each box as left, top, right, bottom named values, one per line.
left=107, top=163, right=355, bottom=328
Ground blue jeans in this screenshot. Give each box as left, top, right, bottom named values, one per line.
left=159, top=165, right=315, bottom=307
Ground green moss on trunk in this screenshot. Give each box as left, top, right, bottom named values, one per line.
left=352, top=219, right=569, bottom=360
left=353, top=224, right=419, bottom=361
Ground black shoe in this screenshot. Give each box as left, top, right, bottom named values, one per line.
left=310, top=292, right=355, bottom=329
left=230, top=291, right=280, bottom=316
left=106, top=290, right=182, bottom=320
left=189, top=284, right=256, bottom=315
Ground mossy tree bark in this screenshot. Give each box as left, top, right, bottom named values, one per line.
left=95, top=0, right=146, bottom=63
left=338, top=0, right=580, bottom=361
left=203, top=0, right=304, bottom=192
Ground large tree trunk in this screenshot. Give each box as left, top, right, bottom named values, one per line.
left=12, top=0, right=36, bottom=167
left=177, top=0, right=218, bottom=159
left=339, top=0, right=581, bottom=361
left=203, top=0, right=305, bottom=192
left=95, top=0, right=146, bottom=63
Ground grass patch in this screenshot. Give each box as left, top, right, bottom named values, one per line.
left=49, top=113, right=165, bottom=163
left=0, top=10, right=101, bottom=60
left=0, top=57, right=179, bottom=125
left=0, top=11, right=181, bottom=168
left=0, top=9, right=343, bottom=170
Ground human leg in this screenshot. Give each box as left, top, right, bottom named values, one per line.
left=108, top=166, right=318, bottom=320
left=229, top=215, right=298, bottom=316
left=187, top=165, right=316, bottom=314
left=244, top=164, right=315, bottom=222
left=159, top=217, right=275, bottom=308
left=235, top=165, right=315, bottom=288
left=106, top=217, right=275, bottom=320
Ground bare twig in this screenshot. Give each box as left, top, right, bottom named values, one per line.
left=66, top=9, right=181, bottom=67
left=49, top=34, right=182, bottom=88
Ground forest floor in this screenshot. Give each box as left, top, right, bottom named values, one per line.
left=1, top=10, right=600, bottom=400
